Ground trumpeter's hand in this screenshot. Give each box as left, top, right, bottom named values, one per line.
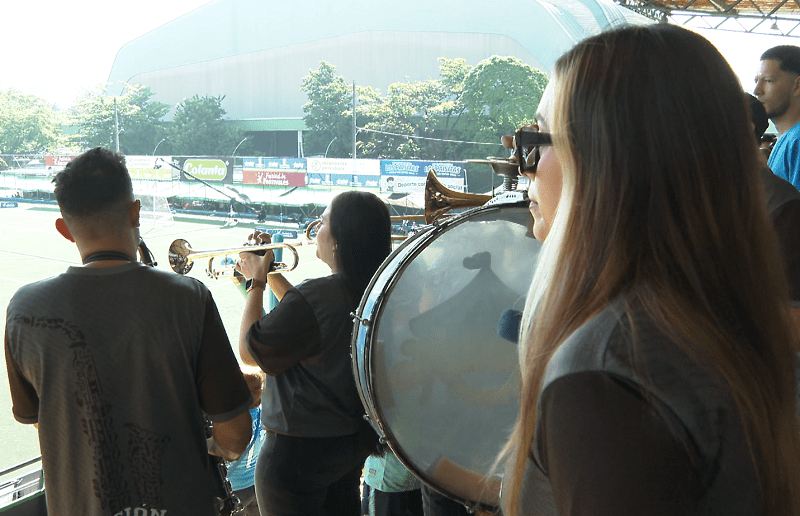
left=236, top=231, right=274, bottom=280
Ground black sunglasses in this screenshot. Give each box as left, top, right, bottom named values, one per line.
left=515, top=129, right=553, bottom=176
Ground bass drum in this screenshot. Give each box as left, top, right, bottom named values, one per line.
left=352, top=200, right=541, bottom=510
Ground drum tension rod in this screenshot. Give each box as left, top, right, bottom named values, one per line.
left=361, top=415, right=388, bottom=446
left=350, top=312, right=370, bottom=326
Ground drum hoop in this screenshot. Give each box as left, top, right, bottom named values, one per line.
left=353, top=202, right=528, bottom=511
left=351, top=223, right=435, bottom=424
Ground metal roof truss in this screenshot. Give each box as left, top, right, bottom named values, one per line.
left=616, top=0, right=800, bottom=37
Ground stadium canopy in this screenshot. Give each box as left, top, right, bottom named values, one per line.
left=617, top=0, right=800, bottom=37
left=106, top=0, right=654, bottom=121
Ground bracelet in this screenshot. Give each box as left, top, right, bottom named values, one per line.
left=246, top=278, right=267, bottom=292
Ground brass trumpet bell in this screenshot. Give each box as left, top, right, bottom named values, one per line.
left=391, top=170, right=493, bottom=226
left=424, top=170, right=491, bottom=223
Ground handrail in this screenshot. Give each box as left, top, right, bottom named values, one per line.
left=0, top=457, right=41, bottom=478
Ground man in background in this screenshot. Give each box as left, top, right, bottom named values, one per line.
left=5, top=147, right=252, bottom=516
left=755, top=44, right=800, bottom=191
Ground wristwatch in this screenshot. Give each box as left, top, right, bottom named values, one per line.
left=246, top=278, right=267, bottom=292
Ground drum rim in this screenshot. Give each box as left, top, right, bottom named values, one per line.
left=351, top=223, right=436, bottom=426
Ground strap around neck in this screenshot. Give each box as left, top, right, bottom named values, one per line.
left=82, top=251, right=134, bottom=265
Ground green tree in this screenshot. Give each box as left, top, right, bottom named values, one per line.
left=300, top=62, right=354, bottom=158
left=0, top=88, right=61, bottom=154
left=301, top=57, right=546, bottom=161
left=70, top=83, right=169, bottom=154
left=359, top=59, right=472, bottom=160
left=359, top=81, right=438, bottom=159
left=460, top=56, right=548, bottom=158
left=170, top=94, right=244, bottom=156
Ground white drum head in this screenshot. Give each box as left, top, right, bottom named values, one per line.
left=353, top=202, right=541, bottom=508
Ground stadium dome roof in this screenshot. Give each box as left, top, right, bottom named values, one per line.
left=107, top=0, right=651, bottom=121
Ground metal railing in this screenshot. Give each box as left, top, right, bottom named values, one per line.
left=0, top=456, right=44, bottom=512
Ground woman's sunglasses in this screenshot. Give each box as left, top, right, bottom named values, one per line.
left=515, top=129, right=553, bottom=176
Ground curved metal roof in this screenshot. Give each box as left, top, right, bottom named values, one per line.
left=109, top=0, right=649, bottom=85
left=106, top=0, right=652, bottom=119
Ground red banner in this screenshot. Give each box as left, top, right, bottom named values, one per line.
left=45, top=155, right=77, bottom=167
left=243, top=169, right=306, bottom=187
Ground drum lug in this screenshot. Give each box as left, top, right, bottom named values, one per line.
left=351, top=311, right=370, bottom=326
left=378, top=436, right=388, bottom=445
left=362, top=414, right=370, bottom=422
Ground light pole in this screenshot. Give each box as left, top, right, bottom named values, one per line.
left=325, top=136, right=337, bottom=157
left=352, top=81, right=357, bottom=159
left=232, top=137, right=248, bottom=158
left=114, top=97, right=120, bottom=153
left=152, top=138, right=166, bottom=156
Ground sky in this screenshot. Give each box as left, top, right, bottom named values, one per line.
left=0, top=0, right=214, bottom=109
left=0, top=1, right=797, bottom=110
left=695, top=27, right=797, bottom=92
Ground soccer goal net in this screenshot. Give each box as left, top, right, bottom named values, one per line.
left=138, top=194, right=174, bottom=229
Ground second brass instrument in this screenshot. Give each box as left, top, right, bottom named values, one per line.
left=168, top=239, right=310, bottom=279
left=389, top=169, right=492, bottom=226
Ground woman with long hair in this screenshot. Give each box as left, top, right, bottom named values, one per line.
left=237, top=190, right=392, bottom=515
left=501, top=24, right=800, bottom=515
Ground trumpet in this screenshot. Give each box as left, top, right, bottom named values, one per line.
left=424, top=169, right=492, bottom=223
left=168, top=238, right=313, bottom=280
left=389, top=170, right=492, bottom=226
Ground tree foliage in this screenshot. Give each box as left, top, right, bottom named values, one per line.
left=359, top=79, right=451, bottom=159
left=460, top=56, right=548, bottom=157
left=70, top=83, right=169, bottom=154
left=0, top=88, right=61, bottom=154
left=169, top=94, right=245, bottom=156
left=300, top=62, right=354, bottom=158
left=300, top=56, right=547, bottom=161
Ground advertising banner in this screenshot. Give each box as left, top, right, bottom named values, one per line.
left=380, top=160, right=466, bottom=193
left=306, top=158, right=380, bottom=190
left=242, top=157, right=306, bottom=187
left=126, top=155, right=173, bottom=181
left=265, top=229, right=299, bottom=239
left=45, top=155, right=77, bottom=168
left=176, top=157, right=233, bottom=184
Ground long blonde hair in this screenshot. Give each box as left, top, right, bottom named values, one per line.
left=502, top=24, right=800, bottom=515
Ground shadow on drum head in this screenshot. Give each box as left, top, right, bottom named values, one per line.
left=352, top=201, right=540, bottom=511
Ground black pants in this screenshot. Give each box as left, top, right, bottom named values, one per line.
left=232, top=485, right=260, bottom=516
left=361, top=484, right=424, bottom=516
left=255, top=431, right=363, bottom=516
left=420, top=485, right=470, bottom=516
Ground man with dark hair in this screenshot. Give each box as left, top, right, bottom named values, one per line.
left=755, top=45, right=800, bottom=190
left=5, top=147, right=253, bottom=516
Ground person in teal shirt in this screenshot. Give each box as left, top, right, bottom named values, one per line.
left=755, top=44, right=800, bottom=191
left=362, top=449, right=423, bottom=516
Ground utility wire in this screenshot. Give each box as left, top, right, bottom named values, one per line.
left=357, top=126, right=503, bottom=147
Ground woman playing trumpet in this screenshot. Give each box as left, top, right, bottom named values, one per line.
left=236, top=190, right=392, bottom=515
